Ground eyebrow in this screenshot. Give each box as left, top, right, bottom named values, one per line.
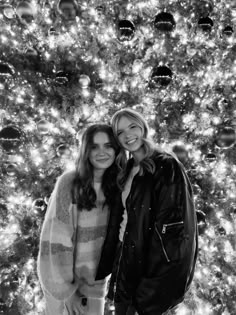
left=92, top=141, right=112, bottom=145
left=117, top=123, right=134, bottom=133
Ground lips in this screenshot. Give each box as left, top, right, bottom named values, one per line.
left=126, top=138, right=137, bottom=145
left=96, top=158, right=110, bottom=162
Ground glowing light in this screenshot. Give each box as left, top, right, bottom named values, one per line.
left=44, top=51, right=51, bottom=59
left=1, top=35, right=8, bottom=43
left=196, top=304, right=213, bottom=315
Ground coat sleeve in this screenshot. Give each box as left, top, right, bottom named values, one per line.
left=37, top=171, right=79, bottom=301
left=135, top=155, right=198, bottom=314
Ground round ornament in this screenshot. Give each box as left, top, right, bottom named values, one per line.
left=48, top=26, right=59, bottom=36
left=5, top=162, right=18, bottom=176
left=204, top=152, right=217, bottom=162
left=215, top=126, right=235, bottom=149
left=56, top=143, right=71, bottom=156
left=3, top=5, right=16, bottom=19
left=78, top=74, right=91, bottom=89
left=57, top=0, right=78, bottom=21
left=94, top=76, right=103, bottom=89
left=196, top=0, right=214, bottom=17
left=150, top=65, right=173, bottom=87
left=37, top=119, right=51, bottom=135
left=222, top=25, right=234, bottom=37
left=55, top=70, right=69, bottom=85
left=172, top=143, right=189, bottom=164
left=32, top=198, right=47, bottom=215
left=198, top=16, right=214, bottom=32
left=0, top=61, right=15, bottom=83
left=25, top=47, right=38, bottom=58
left=0, top=126, right=22, bottom=153
left=154, top=12, right=176, bottom=32
left=217, top=225, right=226, bottom=235
left=95, top=5, right=106, bottom=17
left=118, top=19, right=135, bottom=42
left=16, top=1, right=36, bottom=24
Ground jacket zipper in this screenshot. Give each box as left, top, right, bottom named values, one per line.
left=154, top=224, right=170, bottom=263
left=114, top=169, right=138, bottom=299
left=162, top=221, right=184, bottom=234
left=113, top=238, right=125, bottom=298
left=113, top=209, right=130, bottom=299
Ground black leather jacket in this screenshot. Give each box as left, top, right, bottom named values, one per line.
left=109, top=151, right=198, bottom=315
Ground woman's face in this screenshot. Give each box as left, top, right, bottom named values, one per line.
left=89, top=132, right=116, bottom=171
left=116, top=116, right=143, bottom=152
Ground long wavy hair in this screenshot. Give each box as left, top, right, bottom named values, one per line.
left=72, top=124, right=120, bottom=211
left=111, top=108, right=157, bottom=188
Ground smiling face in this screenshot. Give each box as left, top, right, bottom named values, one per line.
left=116, top=116, right=143, bottom=153
left=89, top=132, right=116, bottom=171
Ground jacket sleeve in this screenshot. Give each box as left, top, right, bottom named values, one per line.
left=135, top=155, right=198, bottom=314
left=37, top=171, right=79, bottom=301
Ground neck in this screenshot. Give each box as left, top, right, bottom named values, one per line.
left=93, top=169, right=105, bottom=183
left=131, top=146, right=145, bottom=165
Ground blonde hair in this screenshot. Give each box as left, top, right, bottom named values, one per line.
left=111, top=108, right=157, bottom=188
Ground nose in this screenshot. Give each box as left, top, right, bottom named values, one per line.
left=97, top=147, right=106, bottom=155
left=124, top=130, right=132, bottom=139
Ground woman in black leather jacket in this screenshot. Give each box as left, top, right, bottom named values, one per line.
left=109, top=108, right=198, bottom=315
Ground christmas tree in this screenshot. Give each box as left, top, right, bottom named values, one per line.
left=0, top=0, right=236, bottom=314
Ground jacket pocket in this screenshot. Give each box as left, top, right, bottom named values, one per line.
left=154, top=221, right=185, bottom=262
left=162, top=221, right=184, bottom=234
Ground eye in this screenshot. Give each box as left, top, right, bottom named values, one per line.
left=130, top=124, right=137, bottom=129
left=91, top=144, right=97, bottom=150
left=117, top=131, right=123, bottom=136
left=105, top=143, right=113, bottom=148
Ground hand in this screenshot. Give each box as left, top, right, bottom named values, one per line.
left=65, top=292, right=86, bottom=315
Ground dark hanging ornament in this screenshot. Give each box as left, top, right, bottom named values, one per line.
left=205, top=152, right=217, bottom=162
left=95, top=5, right=106, bottom=17
left=198, top=16, right=214, bottom=32
left=24, top=47, right=40, bottom=70
left=54, top=70, right=69, bottom=85
left=48, top=26, right=59, bottom=36
left=5, top=162, right=18, bottom=176
left=172, top=143, right=189, bottom=164
left=25, top=47, right=39, bottom=58
left=215, top=126, right=235, bottom=149
left=0, top=61, right=15, bottom=83
left=16, top=1, right=36, bottom=24
left=37, top=119, right=51, bottom=135
left=222, top=25, right=234, bottom=37
left=32, top=198, right=47, bottom=215
left=0, top=126, right=23, bottom=153
left=150, top=65, right=173, bottom=87
left=56, top=143, right=71, bottom=156
left=196, top=0, right=214, bottom=18
left=217, top=225, right=226, bottom=235
left=196, top=209, right=206, bottom=224
left=94, top=76, right=103, bottom=89
left=57, top=0, right=79, bottom=21
left=118, top=19, right=135, bottom=42
left=154, top=12, right=176, bottom=32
